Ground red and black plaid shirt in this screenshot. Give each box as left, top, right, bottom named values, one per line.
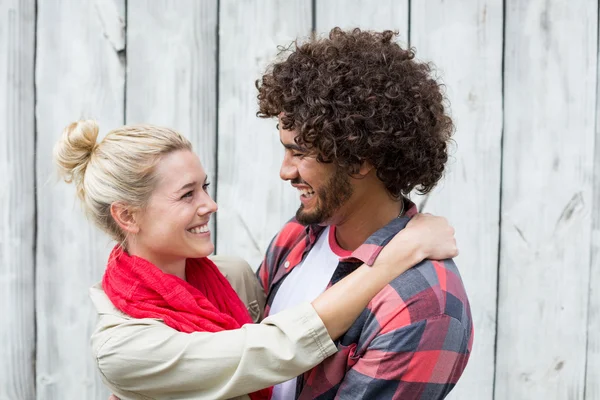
left=257, top=201, right=473, bottom=399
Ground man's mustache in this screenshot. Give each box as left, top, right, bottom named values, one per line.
left=291, top=178, right=309, bottom=186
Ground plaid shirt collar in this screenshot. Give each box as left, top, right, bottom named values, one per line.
left=295, top=198, right=418, bottom=268
left=265, top=199, right=418, bottom=293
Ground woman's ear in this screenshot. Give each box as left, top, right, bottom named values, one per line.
left=110, top=202, right=140, bottom=234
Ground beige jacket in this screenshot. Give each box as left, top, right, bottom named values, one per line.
left=90, top=255, right=337, bottom=400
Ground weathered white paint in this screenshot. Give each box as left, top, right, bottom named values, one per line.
left=586, top=49, right=600, bottom=400
left=216, top=0, right=312, bottom=268
left=35, top=0, right=125, bottom=399
left=0, top=1, right=599, bottom=398
left=410, top=1, right=503, bottom=398
left=496, top=1, right=597, bottom=399
left=0, top=1, right=36, bottom=399
left=316, top=0, right=408, bottom=44
left=126, top=0, right=218, bottom=224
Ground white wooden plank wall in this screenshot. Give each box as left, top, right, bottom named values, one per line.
left=410, top=1, right=503, bottom=398
left=0, top=1, right=36, bottom=399
left=126, top=0, right=218, bottom=224
left=1, top=0, right=599, bottom=398
left=316, top=0, right=408, bottom=43
left=496, top=1, right=597, bottom=399
left=216, top=0, right=312, bottom=268
left=588, top=68, right=600, bottom=400
left=35, top=0, right=125, bottom=398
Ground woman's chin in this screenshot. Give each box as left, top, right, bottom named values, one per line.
left=189, top=244, right=214, bottom=259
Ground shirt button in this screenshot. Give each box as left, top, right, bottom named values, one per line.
left=284, top=261, right=291, bottom=269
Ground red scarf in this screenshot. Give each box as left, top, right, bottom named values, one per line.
left=103, top=245, right=272, bottom=400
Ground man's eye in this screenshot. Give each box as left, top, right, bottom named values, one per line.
left=292, top=152, right=304, bottom=158
left=181, top=190, right=193, bottom=199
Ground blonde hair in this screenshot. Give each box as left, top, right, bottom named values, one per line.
left=54, top=120, right=192, bottom=243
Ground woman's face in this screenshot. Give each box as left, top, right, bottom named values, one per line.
left=131, top=149, right=217, bottom=267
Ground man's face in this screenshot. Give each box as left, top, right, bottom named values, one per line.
left=279, top=124, right=353, bottom=225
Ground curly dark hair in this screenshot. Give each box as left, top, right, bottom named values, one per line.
left=256, top=28, right=453, bottom=197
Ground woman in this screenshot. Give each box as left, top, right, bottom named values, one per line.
left=54, top=120, right=458, bottom=400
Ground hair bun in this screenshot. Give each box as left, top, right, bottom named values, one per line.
left=54, top=120, right=100, bottom=186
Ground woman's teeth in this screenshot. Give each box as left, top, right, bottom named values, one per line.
left=187, top=224, right=209, bottom=234
left=299, top=188, right=315, bottom=198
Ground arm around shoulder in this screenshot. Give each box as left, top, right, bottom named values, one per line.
left=93, top=302, right=337, bottom=400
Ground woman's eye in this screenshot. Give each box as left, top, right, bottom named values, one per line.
left=202, top=182, right=211, bottom=191
left=181, top=190, right=194, bottom=199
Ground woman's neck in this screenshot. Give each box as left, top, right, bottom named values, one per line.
left=156, top=259, right=187, bottom=281
left=126, top=243, right=187, bottom=280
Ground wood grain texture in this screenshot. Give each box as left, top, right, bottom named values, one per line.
left=586, top=26, right=600, bottom=399
left=410, top=1, right=503, bottom=398
left=0, top=1, right=598, bottom=397
left=216, top=0, right=312, bottom=268
left=0, top=1, right=36, bottom=399
left=315, top=0, right=408, bottom=44
left=35, top=0, right=125, bottom=398
left=496, top=1, right=597, bottom=398
left=126, top=0, right=218, bottom=220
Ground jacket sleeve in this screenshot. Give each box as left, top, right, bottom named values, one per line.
left=209, top=255, right=266, bottom=322
left=93, top=302, right=337, bottom=400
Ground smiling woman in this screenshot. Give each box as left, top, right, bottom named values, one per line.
left=53, top=120, right=459, bottom=400
left=115, top=149, right=217, bottom=280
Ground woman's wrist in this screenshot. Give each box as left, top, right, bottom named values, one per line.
left=398, top=232, right=426, bottom=268
left=373, top=230, right=424, bottom=274
left=401, top=227, right=427, bottom=264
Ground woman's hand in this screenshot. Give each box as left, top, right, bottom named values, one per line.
left=404, top=213, right=458, bottom=260
left=375, top=213, right=458, bottom=274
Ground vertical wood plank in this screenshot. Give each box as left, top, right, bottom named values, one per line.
left=586, top=36, right=600, bottom=399
left=217, top=0, right=312, bottom=268
left=315, top=0, right=408, bottom=44
left=35, top=0, right=125, bottom=398
left=126, top=0, right=218, bottom=217
left=410, top=1, right=503, bottom=398
left=0, top=1, right=36, bottom=399
left=497, top=1, right=597, bottom=399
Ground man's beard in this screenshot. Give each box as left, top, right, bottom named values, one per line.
left=295, top=167, right=353, bottom=225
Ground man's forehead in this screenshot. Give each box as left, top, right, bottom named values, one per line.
left=278, top=124, right=298, bottom=143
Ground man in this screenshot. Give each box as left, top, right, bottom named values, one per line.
left=255, top=28, right=473, bottom=399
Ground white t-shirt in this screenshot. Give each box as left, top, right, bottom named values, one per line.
left=269, top=226, right=351, bottom=400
